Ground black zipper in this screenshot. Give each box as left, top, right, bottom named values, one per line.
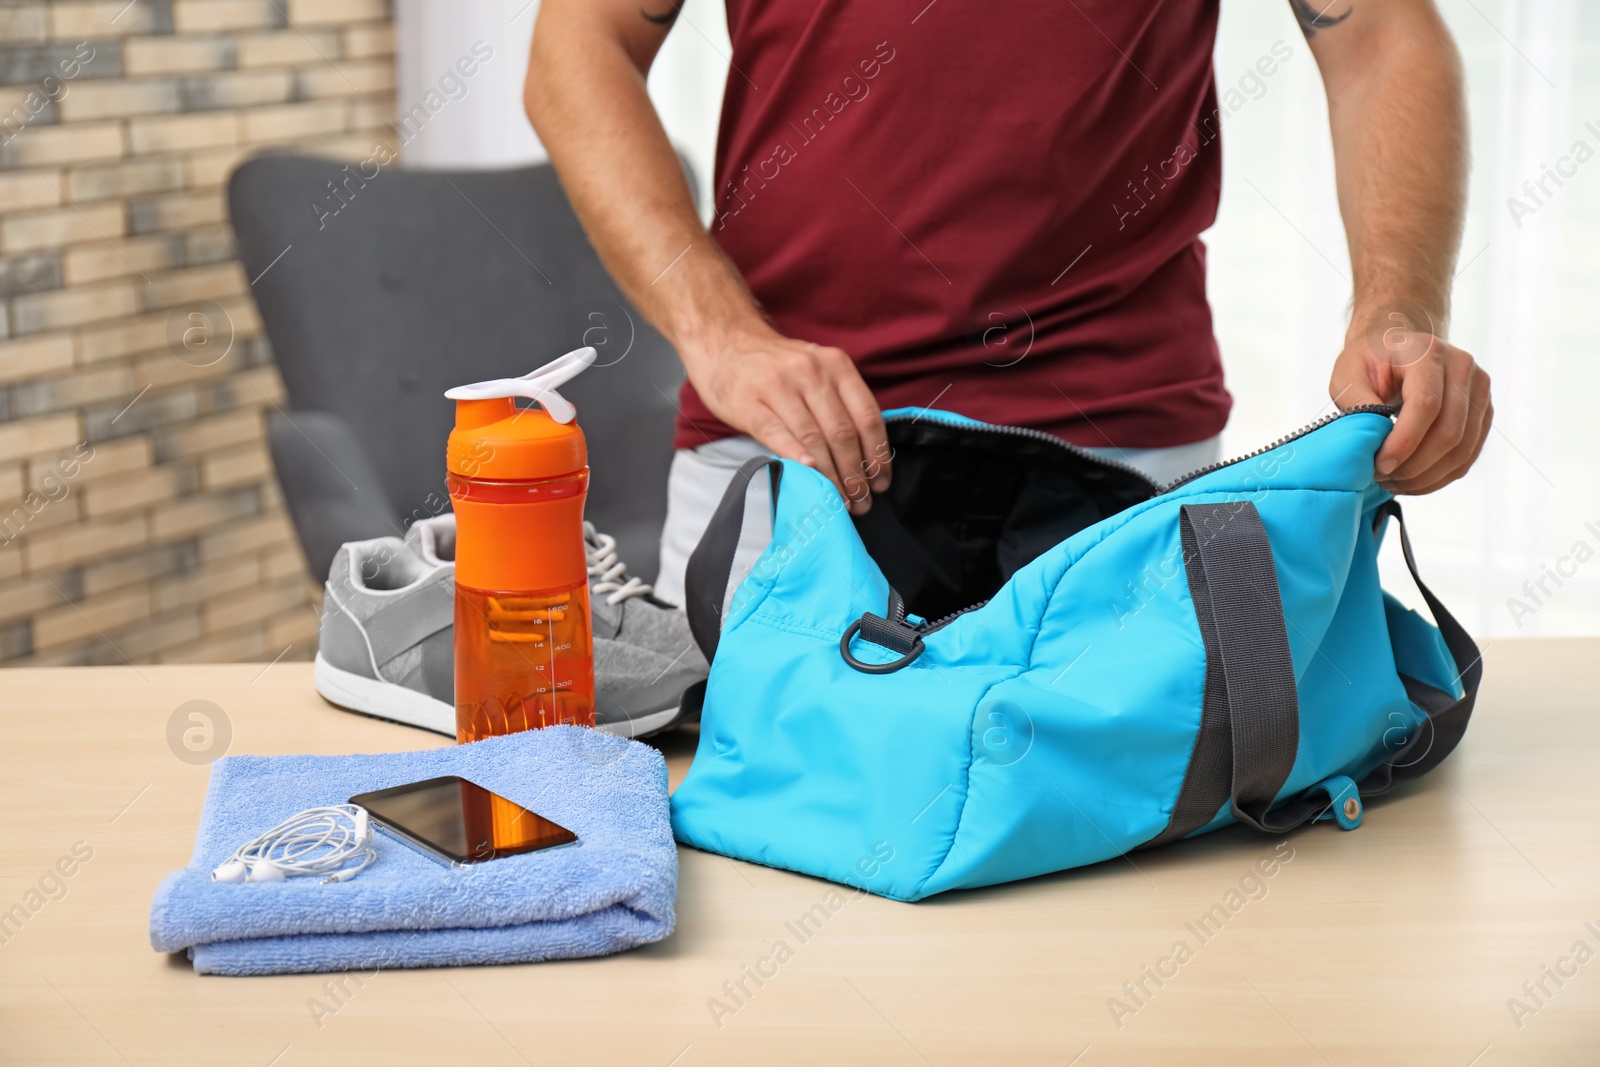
left=881, top=404, right=1398, bottom=638
left=1159, top=403, right=1396, bottom=492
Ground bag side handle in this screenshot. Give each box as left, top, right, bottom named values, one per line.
left=1147, top=497, right=1483, bottom=847
left=1146, top=501, right=1301, bottom=847
left=1354, top=498, right=1482, bottom=796
left=1191, top=501, right=1303, bottom=832
left=1242, top=499, right=1482, bottom=830
left=683, top=455, right=783, bottom=662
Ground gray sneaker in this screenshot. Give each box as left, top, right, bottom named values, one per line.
left=314, top=537, right=456, bottom=734
left=311, top=514, right=706, bottom=739
left=410, top=513, right=704, bottom=670
left=577, top=520, right=709, bottom=736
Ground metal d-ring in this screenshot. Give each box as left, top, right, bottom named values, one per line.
left=839, top=619, right=925, bottom=674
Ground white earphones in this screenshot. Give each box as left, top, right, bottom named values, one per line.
left=443, top=346, right=597, bottom=424
left=212, top=804, right=377, bottom=885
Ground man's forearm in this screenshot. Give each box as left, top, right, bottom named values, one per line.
left=1308, top=2, right=1468, bottom=337
left=523, top=3, right=771, bottom=366
left=1308, top=1, right=1490, bottom=494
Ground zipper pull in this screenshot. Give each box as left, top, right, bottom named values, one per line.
left=888, top=587, right=909, bottom=625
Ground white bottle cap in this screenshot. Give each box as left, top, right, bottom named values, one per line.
left=444, top=347, right=597, bottom=424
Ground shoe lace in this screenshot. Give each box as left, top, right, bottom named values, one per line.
left=585, top=522, right=654, bottom=606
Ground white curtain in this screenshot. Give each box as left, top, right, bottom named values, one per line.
left=393, top=0, right=546, bottom=168
left=393, top=0, right=729, bottom=209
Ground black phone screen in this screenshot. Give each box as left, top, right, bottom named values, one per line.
left=349, top=776, right=577, bottom=864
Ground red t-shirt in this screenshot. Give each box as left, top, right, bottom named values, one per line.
left=674, top=0, right=1231, bottom=451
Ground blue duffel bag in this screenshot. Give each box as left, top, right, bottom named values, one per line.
left=670, top=407, right=1479, bottom=901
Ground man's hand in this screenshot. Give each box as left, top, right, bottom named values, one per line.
left=685, top=327, right=891, bottom=514
left=1301, top=0, right=1486, bottom=492
left=1329, top=313, right=1492, bottom=495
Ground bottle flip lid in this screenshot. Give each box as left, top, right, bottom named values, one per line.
left=446, top=347, right=595, bottom=481
left=445, top=346, right=595, bottom=423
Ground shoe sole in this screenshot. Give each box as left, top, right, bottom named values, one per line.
left=314, top=654, right=455, bottom=736
left=314, top=653, right=686, bottom=740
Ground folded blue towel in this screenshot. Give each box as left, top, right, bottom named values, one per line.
left=150, top=727, right=676, bottom=976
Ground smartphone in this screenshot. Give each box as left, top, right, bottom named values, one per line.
left=349, top=775, right=577, bottom=867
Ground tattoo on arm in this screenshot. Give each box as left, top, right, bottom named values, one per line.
left=1290, top=0, right=1352, bottom=38
left=641, top=3, right=682, bottom=26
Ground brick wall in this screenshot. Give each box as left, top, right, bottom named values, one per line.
left=0, top=0, right=396, bottom=666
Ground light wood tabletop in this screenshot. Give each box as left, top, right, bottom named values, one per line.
left=1, top=639, right=1596, bottom=1066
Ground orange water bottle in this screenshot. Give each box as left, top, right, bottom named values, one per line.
left=445, top=348, right=597, bottom=743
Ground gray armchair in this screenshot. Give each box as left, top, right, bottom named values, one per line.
left=227, top=154, right=686, bottom=582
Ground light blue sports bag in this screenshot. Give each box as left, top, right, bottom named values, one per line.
left=670, top=407, right=1479, bottom=901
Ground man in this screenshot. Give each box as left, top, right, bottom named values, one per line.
left=524, top=0, right=1493, bottom=606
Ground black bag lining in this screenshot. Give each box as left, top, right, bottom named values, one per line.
left=851, top=420, right=1158, bottom=622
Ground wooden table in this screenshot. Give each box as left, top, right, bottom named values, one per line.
left=1, top=640, right=1596, bottom=1066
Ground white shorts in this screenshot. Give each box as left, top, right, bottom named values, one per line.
left=652, top=432, right=1223, bottom=608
